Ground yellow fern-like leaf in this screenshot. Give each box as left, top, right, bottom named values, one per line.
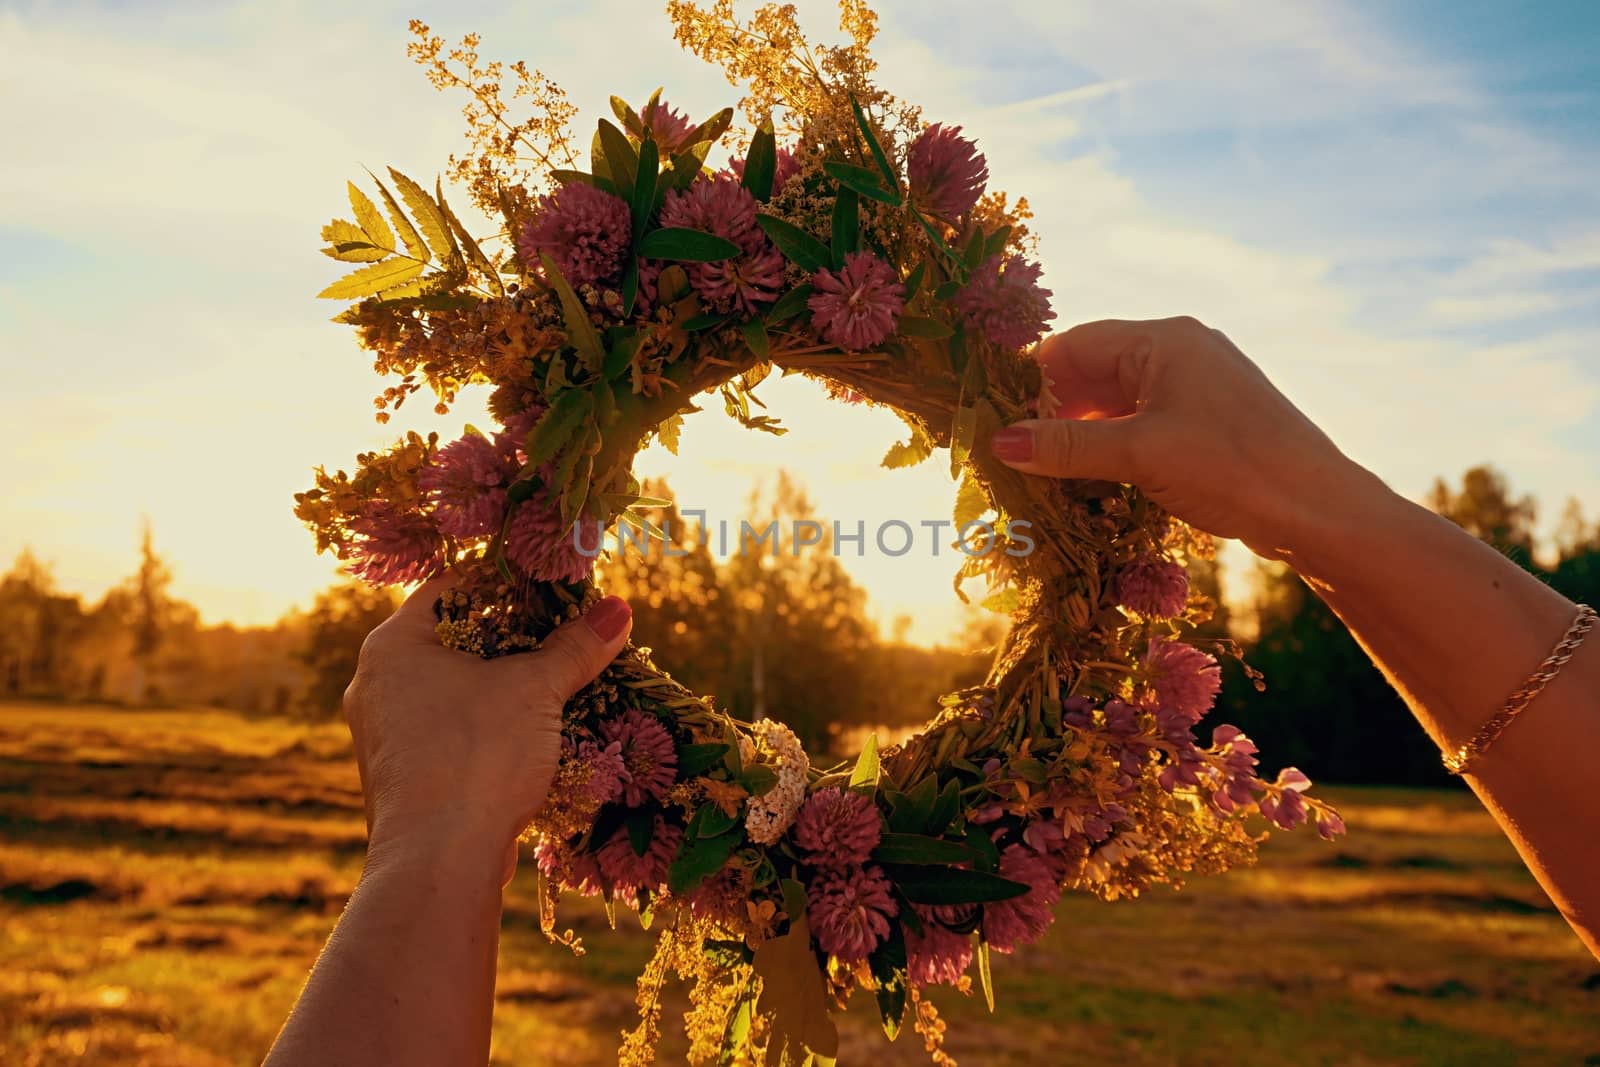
left=436, top=178, right=501, bottom=294
left=317, top=257, right=426, bottom=300
left=347, top=182, right=394, bottom=251
left=387, top=168, right=455, bottom=263
left=319, top=219, right=387, bottom=262
left=367, top=171, right=428, bottom=262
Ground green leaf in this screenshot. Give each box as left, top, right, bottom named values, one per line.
left=823, top=160, right=899, bottom=205
left=928, top=777, right=961, bottom=835
left=880, top=864, right=1031, bottom=904
left=436, top=177, right=503, bottom=295
left=690, top=801, right=740, bottom=840
left=387, top=167, right=456, bottom=263
left=870, top=833, right=978, bottom=865
left=719, top=979, right=758, bottom=1067
left=347, top=182, right=393, bottom=250
left=637, top=227, right=741, bottom=262
left=954, top=470, right=987, bottom=529
left=915, top=211, right=964, bottom=272
left=678, top=742, right=731, bottom=778
left=740, top=765, right=779, bottom=796
left=368, top=172, right=428, bottom=261
left=830, top=187, right=859, bottom=269
left=887, top=775, right=938, bottom=834
left=631, top=137, right=659, bottom=243
left=977, top=940, right=995, bottom=1012
left=609, top=93, right=637, bottom=128
left=667, top=829, right=742, bottom=895
left=852, top=96, right=898, bottom=192
left=603, top=329, right=643, bottom=381
left=964, top=228, right=986, bottom=270
left=596, top=119, right=637, bottom=200
left=983, top=225, right=1013, bottom=259
left=625, top=807, right=655, bottom=856
left=517, top=389, right=593, bottom=477
left=538, top=253, right=605, bottom=374
left=741, top=318, right=770, bottom=360
left=753, top=880, right=839, bottom=1064
left=903, top=261, right=927, bottom=298
left=743, top=118, right=778, bottom=202
left=766, top=283, right=813, bottom=324
left=848, top=733, right=880, bottom=791
left=963, top=823, right=1001, bottom=872
left=683, top=311, right=730, bottom=332
left=897, top=315, right=953, bottom=339
left=317, top=256, right=426, bottom=300
left=687, top=106, right=734, bottom=147
left=933, top=280, right=962, bottom=302
left=621, top=257, right=640, bottom=317
left=757, top=215, right=830, bottom=272
left=664, top=148, right=707, bottom=191
left=551, top=168, right=619, bottom=196
left=867, top=925, right=908, bottom=1042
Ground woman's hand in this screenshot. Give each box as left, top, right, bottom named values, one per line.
left=988, top=316, right=1376, bottom=560
left=344, top=578, right=634, bottom=875
left=991, top=317, right=1600, bottom=960
left=265, top=581, right=633, bottom=1067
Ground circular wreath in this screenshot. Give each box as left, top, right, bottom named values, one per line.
left=297, top=6, right=1344, bottom=1064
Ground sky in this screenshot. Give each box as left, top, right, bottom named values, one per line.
left=1, top=0, right=1597, bottom=645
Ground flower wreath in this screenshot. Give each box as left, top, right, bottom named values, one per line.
left=296, top=5, right=1344, bottom=1064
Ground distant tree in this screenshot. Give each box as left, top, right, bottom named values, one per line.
left=597, top=478, right=733, bottom=697
left=295, top=582, right=402, bottom=717
left=1426, top=465, right=1539, bottom=569
left=0, top=551, right=87, bottom=696
left=1220, top=560, right=1448, bottom=785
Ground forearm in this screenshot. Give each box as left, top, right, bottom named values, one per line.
left=264, top=828, right=506, bottom=1067
left=1283, top=462, right=1600, bottom=955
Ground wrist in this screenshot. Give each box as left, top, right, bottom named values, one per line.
left=1270, top=455, right=1403, bottom=580
left=365, top=810, right=515, bottom=886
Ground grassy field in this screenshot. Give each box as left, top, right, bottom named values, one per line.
left=0, top=701, right=1596, bottom=1066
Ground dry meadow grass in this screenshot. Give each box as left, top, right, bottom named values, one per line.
left=0, top=701, right=1596, bottom=1066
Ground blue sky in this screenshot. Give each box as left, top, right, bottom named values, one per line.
left=0, top=0, right=1596, bottom=641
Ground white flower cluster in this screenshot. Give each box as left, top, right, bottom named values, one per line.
left=739, top=719, right=810, bottom=845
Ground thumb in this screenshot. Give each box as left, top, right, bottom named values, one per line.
left=987, top=417, right=1144, bottom=483
left=516, top=595, right=634, bottom=702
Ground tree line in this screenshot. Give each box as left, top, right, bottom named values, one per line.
left=2, top=466, right=1596, bottom=785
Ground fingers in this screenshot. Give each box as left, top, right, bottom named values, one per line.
left=1037, top=321, right=1154, bottom=419
left=509, top=595, right=634, bottom=703
left=988, top=416, right=1143, bottom=483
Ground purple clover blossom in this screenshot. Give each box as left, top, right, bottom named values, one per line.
left=792, top=787, right=882, bottom=869
left=906, top=904, right=975, bottom=986
left=505, top=502, right=599, bottom=585
left=1145, top=640, right=1222, bottom=723
left=981, top=844, right=1062, bottom=953
left=597, top=709, right=678, bottom=807
left=1114, top=557, right=1190, bottom=618
left=597, top=818, right=683, bottom=894
left=518, top=181, right=632, bottom=288
left=658, top=175, right=785, bottom=313
left=418, top=432, right=512, bottom=540
left=907, top=123, right=989, bottom=220
left=808, top=251, right=906, bottom=350
left=347, top=501, right=442, bottom=587
left=807, top=865, right=897, bottom=963
left=954, top=254, right=1055, bottom=350
left=631, top=98, right=697, bottom=154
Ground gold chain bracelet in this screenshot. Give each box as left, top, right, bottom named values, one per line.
left=1443, top=603, right=1597, bottom=775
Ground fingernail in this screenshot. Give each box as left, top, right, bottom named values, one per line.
left=585, top=596, right=632, bottom=641
left=989, top=426, right=1034, bottom=464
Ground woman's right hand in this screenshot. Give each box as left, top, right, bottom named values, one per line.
left=987, top=316, right=1383, bottom=561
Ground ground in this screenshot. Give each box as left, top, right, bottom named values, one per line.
left=0, top=702, right=1595, bottom=1066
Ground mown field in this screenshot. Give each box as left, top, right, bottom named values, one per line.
left=0, top=701, right=1596, bottom=1066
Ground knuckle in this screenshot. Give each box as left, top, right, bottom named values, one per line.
left=1036, top=420, right=1078, bottom=472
